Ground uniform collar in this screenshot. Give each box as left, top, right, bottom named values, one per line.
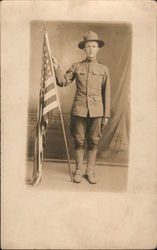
left=84, top=57, right=97, bottom=64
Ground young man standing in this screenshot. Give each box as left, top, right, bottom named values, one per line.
left=52, top=31, right=110, bottom=184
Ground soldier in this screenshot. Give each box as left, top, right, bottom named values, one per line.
left=52, top=31, right=110, bottom=184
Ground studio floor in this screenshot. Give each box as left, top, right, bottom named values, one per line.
left=26, top=161, right=128, bottom=192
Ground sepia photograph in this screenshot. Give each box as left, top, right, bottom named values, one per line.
left=27, top=21, right=131, bottom=191
left=1, top=1, right=156, bottom=249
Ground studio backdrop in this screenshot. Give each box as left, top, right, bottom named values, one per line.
left=27, top=21, right=132, bottom=165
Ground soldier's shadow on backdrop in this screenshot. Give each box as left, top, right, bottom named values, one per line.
left=28, top=21, right=131, bottom=167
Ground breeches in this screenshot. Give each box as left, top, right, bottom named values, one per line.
left=70, top=115, right=102, bottom=150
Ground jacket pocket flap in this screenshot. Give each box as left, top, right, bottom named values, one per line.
left=76, top=67, right=87, bottom=75
left=91, top=68, right=104, bottom=76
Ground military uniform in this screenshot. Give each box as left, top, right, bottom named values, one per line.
left=54, top=31, right=110, bottom=184
left=55, top=58, right=110, bottom=148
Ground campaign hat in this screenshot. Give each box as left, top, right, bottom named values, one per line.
left=78, top=30, right=104, bottom=49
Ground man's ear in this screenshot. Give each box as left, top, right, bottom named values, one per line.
left=83, top=47, right=86, bottom=54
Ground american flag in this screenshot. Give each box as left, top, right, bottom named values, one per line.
left=42, top=32, right=59, bottom=123
left=31, top=28, right=72, bottom=186
left=32, top=31, right=59, bottom=185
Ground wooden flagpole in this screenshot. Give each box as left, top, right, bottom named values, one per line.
left=44, top=24, right=73, bottom=182
left=31, top=28, right=46, bottom=186
left=31, top=88, right=43, bottom=186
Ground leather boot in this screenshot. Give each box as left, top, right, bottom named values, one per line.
left=73, top=150, right=84, bottom=183
left=86, top=150, right=97, bottom=184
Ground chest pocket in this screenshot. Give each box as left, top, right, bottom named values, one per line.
left=90, top=68, right=104, bottom=89
left=76, top=68, right=87, bottom=86
left=91, top=68, right=104, bottom=78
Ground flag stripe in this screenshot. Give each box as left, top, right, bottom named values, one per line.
left=45, top=76, right=54, bottom=88
left=44, top=95, right=57, bottom=107
left=43, top=100, right=58, bottom=115
left=45, top=83, right=54, bottom=93
left=44, top=88, right=56, bottom=101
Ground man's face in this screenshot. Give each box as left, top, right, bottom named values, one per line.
left=84, top=41, right=99, bottom=60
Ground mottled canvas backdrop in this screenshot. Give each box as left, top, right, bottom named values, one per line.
left=28, top=21, right=131, bottom=164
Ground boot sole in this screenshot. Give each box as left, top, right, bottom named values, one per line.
left=73, top=180, right=82, bottom=183
left=85, top=175, right=97, bottom=184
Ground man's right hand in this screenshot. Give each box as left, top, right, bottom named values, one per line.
left=51, top=56, right=59, bottom=69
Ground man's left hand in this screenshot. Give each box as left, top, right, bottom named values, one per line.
left=101, top=118, right=109, bottom=127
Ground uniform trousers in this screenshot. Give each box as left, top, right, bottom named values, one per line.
left=70, top=115, right=102, bottom=151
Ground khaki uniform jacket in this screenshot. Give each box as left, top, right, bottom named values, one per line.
left=55, top=58, right=110, bottom=118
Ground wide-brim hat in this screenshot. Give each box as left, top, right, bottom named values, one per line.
left=78, top=30, right=104, bottom=49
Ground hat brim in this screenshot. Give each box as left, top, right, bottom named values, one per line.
left=78, top=40, right=104, bottom=49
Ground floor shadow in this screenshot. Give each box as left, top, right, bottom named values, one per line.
left=26, top=160, right=128, bottom=193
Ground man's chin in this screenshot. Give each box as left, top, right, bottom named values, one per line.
left=87, top=55, right=96, bottom=60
